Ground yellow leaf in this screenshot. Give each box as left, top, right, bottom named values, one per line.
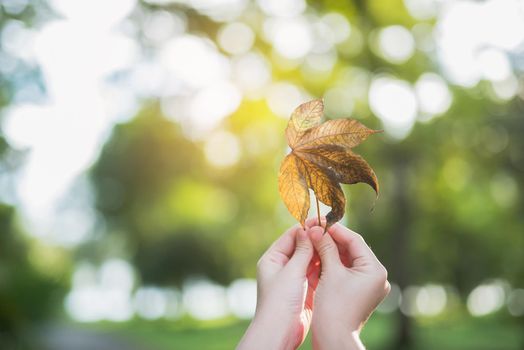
left=278, top=99, right=381, bottom=230
left=278, top=153, right=310, bottom=227
left=295, top=119, right=380, bottom=150
left=285, top=99, right=324, bottom=148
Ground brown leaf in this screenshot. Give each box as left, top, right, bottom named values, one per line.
left=301, top=158, right=346, bottom=228
left=296, top=145, right=379, bottom=194
left=278, top=153, right=310, bottom=227
left=285, top=99, right=323, bottom=148
left=295, top=119, right=380, bottom=150
left=279, top=99, right=381, bottom=229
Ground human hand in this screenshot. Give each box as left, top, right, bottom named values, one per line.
left=309, top=221, right=390, bottom=350
left=237, top=224, right=317, bottom=350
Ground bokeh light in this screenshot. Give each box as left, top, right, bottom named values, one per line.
left=369, top=76, right=418, bottom=139
left=1, top=0, right=524, bottom=348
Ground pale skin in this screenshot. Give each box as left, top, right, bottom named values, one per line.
left=237, top=218, right=391, bottom=350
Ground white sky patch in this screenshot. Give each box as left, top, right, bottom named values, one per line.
left=232, top=52, right=271, bottom=98
left=377, top=25, right=415, bottom=64
left=266, top=82, right=310, bottom=118
left=321, top=12, right=351, bottom=44
left=477, top=48, right=512, bottom=82
left=187, top=81, right=242, bottom=138
left=188, top=0, right=249, bottom=22
left=257, top=0, right=306, bottom=18
left=403, top=0, right=438, bottom=20
left=264, top=17, right=313, bottom=59
left=160, top=35, right=231, bottom=89
left=435, top=0, right=524, bottom=87
left=369, top=76, right=418, bottom=140
left=415, top=73, right=452, bottom=118
left=143, top=10, right=187, bottom=45
left=0, top=19, right=37, bottom=63
left=218, top=22, right=255, bottom=55
left=2, top=0, right=29, bottom=15
left=48, top=0, right=137, bottom=28
left=1, top=2, right=140, bottom=244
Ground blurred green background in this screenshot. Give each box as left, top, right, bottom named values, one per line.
left=1, top=0, right=524, bottom=349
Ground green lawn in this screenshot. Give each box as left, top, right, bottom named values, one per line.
left=84, top=312, right=523, bottom=350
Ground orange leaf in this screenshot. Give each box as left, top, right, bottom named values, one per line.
left=285, top=99, right=324, bottom=149
left=278, top=153, right=310, bottom=227
left=279, top=99, right=381, bottom=229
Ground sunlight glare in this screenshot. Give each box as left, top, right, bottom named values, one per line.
left=227, top=279, right=257, bottom=319
left=257, top=0, right=305, bottom=17
left=369, top=76, right=418, bottom=139
left=183, top=279, right=229, bottom=320
left=266, top=82, right=308, bottom=118
left=48, top=0, right=136, bottom=28
left=143, top=10, right=187, bottom=44
left=218, top=22, right=255, bottom=55
left=232, top=52, right=271, bottom=97
left=204, top=130, right=241, bottom=167
left=377, top=25, right=415, bottom=64
left=264, top=17, right=313, bottom=59
left=134, top=287, right=168, bottom=320
left=416, top=284, right=447, bottom=316
left=321, top=12, right=351, bottom=44
left=189, top=81, right=242, bottom=137
left=477, top=48, right=512, bottom=82
left=467, top=281, right=507, bottom=316
left=415, top=73, right=452, bottom=118
left=160, top=35, right=230, bottom=89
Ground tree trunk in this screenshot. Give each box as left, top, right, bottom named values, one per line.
left=390, top=159, right=413, bottom=350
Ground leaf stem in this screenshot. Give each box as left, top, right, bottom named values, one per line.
left=315, top=195, right=321, bottom=229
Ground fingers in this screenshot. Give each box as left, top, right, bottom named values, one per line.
left=309, top=226, right=341, bottom=270
left=264, top=224, right=301, bottom=262
left=287, top=228, right=314, bottom=273
left=305, top=216, right=326, bottom=229
left=327, top=223, right=380, bottom=268
left=306, top=252, right=320, bottom=289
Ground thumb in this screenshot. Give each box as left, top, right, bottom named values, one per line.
left=287, top=228, right=314, bottom=274
left=310, top=226, right=341, bottom=270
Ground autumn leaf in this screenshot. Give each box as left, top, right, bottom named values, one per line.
left=278, top=99, right=381, bottom=230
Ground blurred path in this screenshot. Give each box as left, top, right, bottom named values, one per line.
left=38, top=325, right=155, bottom=350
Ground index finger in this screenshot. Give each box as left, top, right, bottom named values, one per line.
left=264, top=224, right=301, bottom=260
left=327, top=223, right=380, bottom=268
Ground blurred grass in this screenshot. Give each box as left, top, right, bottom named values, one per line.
left=80, top=312, right=523, bottom=350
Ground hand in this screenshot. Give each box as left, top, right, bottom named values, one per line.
left=309, top=221, right=391, bottom=350
left=237, top=224, right=317, bottom=350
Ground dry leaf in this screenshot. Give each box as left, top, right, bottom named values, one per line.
left=278, top=99, right=381, bottom=229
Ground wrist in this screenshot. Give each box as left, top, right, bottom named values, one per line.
left=238, top=312, right=298, bottom=350
left=312, top=322, right=364, bottom=350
